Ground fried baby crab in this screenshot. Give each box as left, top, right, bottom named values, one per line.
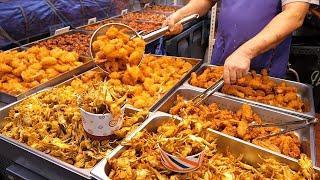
left=221, top=69, right=305, bottom=112
left=108, top=117, right=318, bottom=179
left=0, top=70, right=147, bottom=169
left=170, top=95, right=302, bottom=158
left=92, top=26, right=146, bottom=72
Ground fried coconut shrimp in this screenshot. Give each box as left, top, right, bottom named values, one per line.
left=108, top=117, right=318, bottom=179
left=221, top=69, right=305, bottom=112
left=169, top=96, right=302, bottom=158
left=190, top=66, right=224, bottom=88
left=92, top=26, right=146, bottom=72
left=0, top=46, right=83, bottom=95
left=0, top=69, right=146, bottom=169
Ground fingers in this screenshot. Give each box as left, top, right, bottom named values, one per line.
left=164, top=14, right=183, bottom=36
left=224, top=68, right=230, bottom=84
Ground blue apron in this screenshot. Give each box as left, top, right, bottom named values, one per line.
left=211, top=0, right=292, bottom=78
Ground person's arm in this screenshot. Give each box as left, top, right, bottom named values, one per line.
left=164, top=0, right=216, bottom=34
left=224, top=2, right=310, bottom=84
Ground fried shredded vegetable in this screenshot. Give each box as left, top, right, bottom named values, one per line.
left=170, top=96, right=301, bottom=158
left=108, top=117, right=318, bottom=179
left=221, top=69, right=305, bottom=112
left=0, top=69, right=147, bottom=168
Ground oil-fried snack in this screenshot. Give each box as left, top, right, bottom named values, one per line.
left=108, top=55, right=193, bottom=109
left=145, top=5, right=180, bottom=13
left=221, top=69, right=305, bottom=112
left=36, top=33, right=91, bottom=56
left=92, top=26, right=146, bottom=72
left=189, top=66, right=224, bottom=88
left=121, top=12, right=167, bottom=22
left=170, top=96, right=301, bottom=158
left=84, top=19, right=162, bottom=35
left=108, top=117, right=318, bottom=179
left=0, top=70, right=146, bottom=169
left=0, top=46, right=83, bottom=95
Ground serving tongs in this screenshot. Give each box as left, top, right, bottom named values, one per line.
left=191, top=78, right=224, bottom=106
left=89, top=14, right=199, bottom=73
left=251, top=118, right=318, bottom=140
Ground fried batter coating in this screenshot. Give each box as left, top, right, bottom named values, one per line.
left=190, top=66, right=224, bottom=88
left=0, top=47, right=83, bottom=95
left=169, top=96, right=302, bottom=158
left=221, top=69, right=304, bottom=112
left=0, top=69, right=146, bottom=169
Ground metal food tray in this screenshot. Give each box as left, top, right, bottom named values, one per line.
left=90, top=112, right=320, bottom=180
left=0, top=94, right=143, bottom=180
left=155, top=87, right=316, bottom=162
left=182, top=63, right=223, bottom=92
left=216, top=75, right=315, bottom=118
left=0, top=59, right=94, bottom=104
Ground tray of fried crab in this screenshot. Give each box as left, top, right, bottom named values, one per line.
left=91, top=110, right=319, bottom=179
left=186, top=65, right=315, bottom=118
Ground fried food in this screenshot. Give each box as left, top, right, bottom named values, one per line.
left=36, top=33, right=91, bottom=56
left=0, top=69, right=146, bottom=169
left=92, top=26, right=146, bottom=72
left=0, top=46, right=83, bottom=95
left=108, top=55, right=193, bottom=109
left=121, top=12, right=167, bottom=22
left=169, top=96, right=301, bottom=158
left=221, top=69, right=305, bottom=112
left=145, top=5, right=180, bottom=13
left=108, top=117, right=317, bottom=179
left=190, top=66, right=224, bottom=88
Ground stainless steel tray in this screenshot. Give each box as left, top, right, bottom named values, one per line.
left=182, top=63, right=223, bottom=91
left=0, top=96, right=143, bottom=180
left=0, top=59, right=94, bottom=104
left=155, top=87, right=316, bottom=162
left=184, top=69, right=315, bottom=118
left=91, top=112, right=319, bottom=180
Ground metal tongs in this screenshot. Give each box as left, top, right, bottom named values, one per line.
left=250, top=118, right=318, bottom=139
left=191, top=78, right=224, bottom=106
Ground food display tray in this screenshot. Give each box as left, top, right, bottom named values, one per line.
left=183, top=69, right=315, bottom=118
left=155, top=87, right=316, bottom=162
left=55, top=54, right=202, bottom=112
left=182, top=63, right=223, bottom=92
left=90, top=111, right=320, bottom=180
left=0, top=99, right=142, bottom=180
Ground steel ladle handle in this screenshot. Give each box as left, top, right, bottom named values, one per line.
left=142, top=14, right=200, bottom=43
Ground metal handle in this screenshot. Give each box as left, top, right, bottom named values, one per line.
left=142, top=14, right=199, bottom=42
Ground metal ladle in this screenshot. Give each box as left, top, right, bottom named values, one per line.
left=89, top=14, right=199, bottom=73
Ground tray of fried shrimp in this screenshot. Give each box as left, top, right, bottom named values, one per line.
left=0, top=45, right=94, bottom=104
left=187, top=67, right=315, bottom=117
left=155, top=87, right=316, bottom=161
left=0, top=68, right=150, bottom=179
left=90, top=111, right=319, bottom=180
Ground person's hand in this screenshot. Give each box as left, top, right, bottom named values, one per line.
left=163, top=12, right=184, bottom=36
left=223, top=50, right=251, bottom=84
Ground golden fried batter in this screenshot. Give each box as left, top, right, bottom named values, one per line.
left=222, top=69, right=304, bottom=112
left=190, top=66, right=224, bottom=88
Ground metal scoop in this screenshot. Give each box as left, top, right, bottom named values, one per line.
left=89, top=14, right=199, bottom=73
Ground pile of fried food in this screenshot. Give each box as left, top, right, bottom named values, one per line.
left=108, top=117, right=318, bottom=179
left=145, top=5, right=180, bottom=13
left=84, top=19, right=162, bottom=35
left=122, top=12, right=167, bottom=22
left=107, top=55, right=193, bottom=109
left=190, top=66, right=224, bottom=88
left=222, top=69, right=305, bottom=112
left=0, top=69, right=147, bottom=168
left=92, top=26, right=146, bottom=72
left=36, top=32, right=91, bottom=56
left=170, top=96, right=301, bottom=158
left=79, top=82, right=127, bottom=118
left=0, top=46, right=82, bottom=95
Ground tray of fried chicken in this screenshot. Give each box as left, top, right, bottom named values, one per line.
left=0, top=68, right=150, bottom=178
left=218, top=69, right=315, bottom=117
left=143, top=4, right=181, bottom=13
left=91, top=110, right=319, bottom=179
left=156, top=87, right=316, bottom=160
left=0, top=44, right=93, bottom=104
